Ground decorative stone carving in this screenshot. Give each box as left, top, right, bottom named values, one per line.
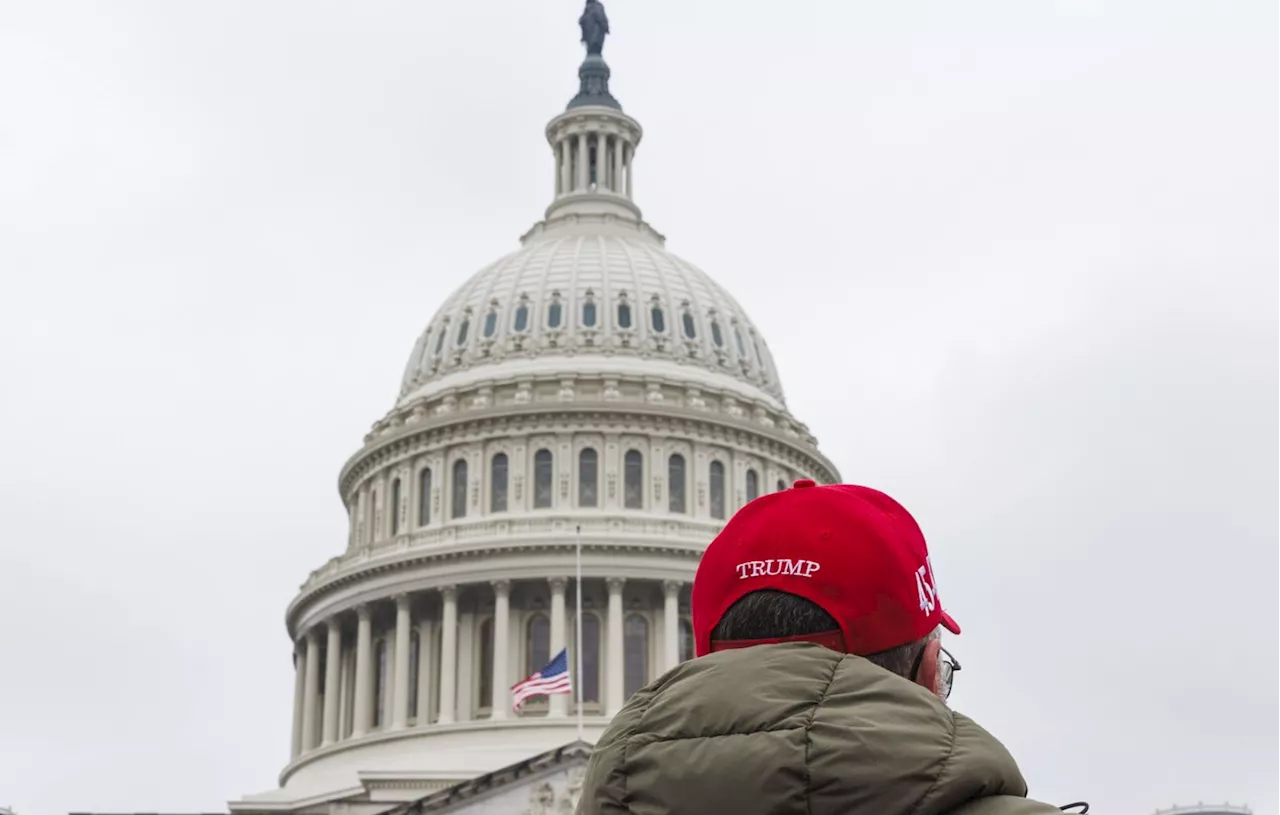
left=558, top=378, right=577, bottom=402
left=525, top=780, right=556, bottom=815
left=602, top=378, right=621, bottom=400
left=645, top=382, right=663, bottom=403
left=686, top=387, right=706, bottom=410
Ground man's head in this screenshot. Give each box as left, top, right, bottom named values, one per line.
left=693, top=480, right=962, bottom=699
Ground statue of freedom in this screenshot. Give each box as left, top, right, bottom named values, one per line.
left=579, top=0, right=609, bottom=56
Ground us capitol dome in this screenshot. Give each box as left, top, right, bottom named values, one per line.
left=232, top=10, right=839, bottom=814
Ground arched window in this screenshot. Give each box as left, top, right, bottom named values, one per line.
left=578, top=613, right=601, bottom=704
left=681, top=311, right=696, bottom=339
left=417, top=468, right=432, bottom=526
left=776, top=479, right=787, bottom=493
left=668, top=454, right=687, bottom=514
left=582, top=299, right=597, bottom=327
left=623, top=614, right=649, bottom=697
left=477, top=618, right=493, bottom=711
left=434, top=326, right=448, bottom=355
left=548, top=299, right=563, bottom=329
left=623, top=449, right=644, bottom=509
left=746, top=469, right=760, bottom=503
left=490, top=453, right=509, bottom=512
left=389, top=478, right=401, bottom=536
left=710, top=320, right=724, bottom=347
left=408, top=629, right=421, bottom=720
left=483, top=310, right=498, bottom=338
left=451, top=459, right=468, bottom=519
left=679, top=619, right=694, bottom=663
left=578, top=448, right=599, bottom=507
left=513, top=304, right=530, bottom=332
left=650, top=305, right=666, bottom=333
left=709, top=461, right=726, bottom=520
left=526, top=614, right=551, bottom=675
left=374, top=639, right=388, bottom=727
left=617, top=301, right=632, bottom=329
left=533, top=449, right=553, bottom=509
left=456, top=318, right=470, bottom=347
left=734, top=325, right=747, bottom=357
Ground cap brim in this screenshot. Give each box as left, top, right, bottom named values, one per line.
left=940, top=610, right=961, bottom=635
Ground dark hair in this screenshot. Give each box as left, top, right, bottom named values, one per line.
left=711, top=589, right=931, bottom=678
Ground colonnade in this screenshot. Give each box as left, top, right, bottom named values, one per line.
left=554, top=130, right=633, bottom=198
left=288, top=577, right=688, bottom=760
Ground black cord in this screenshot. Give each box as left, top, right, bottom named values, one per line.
left=1059, top=803, right=1090, bottom=813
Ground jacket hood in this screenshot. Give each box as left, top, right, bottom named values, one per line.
left=577, top=642, right=1061, bottom=815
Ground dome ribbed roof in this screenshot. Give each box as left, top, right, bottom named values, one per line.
left=397, top=232, right=784, bottom=407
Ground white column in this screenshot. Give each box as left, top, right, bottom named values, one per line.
left=438, top=585, right=459, bottom=724
left=576, top=132, right=588, bottom=191
left=300, top=629, right=321, bottom=751
left=337, top=646, right=352, bottom=738
left=663, top=581, right=681, bottom=671
left=322, top=619, right=342, bottom=745
left=352, top=605, right=373, bottom=737
left=549, top=577, right=568, bottom=718
left=392, top=594, right=412, bottom=729
left=606, top=577, right=626, bottom=716
left=624, top=143, right=633, bottom=198
left=491, top=580, right=511, bottom=719
left=416, top=618, right=434, bottom=724
left=290, top=640, right=306, bottom=759
left=613, top=136, right=624, bottom=193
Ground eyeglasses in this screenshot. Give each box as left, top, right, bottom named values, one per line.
left=910, top=642, right=962, bottom=702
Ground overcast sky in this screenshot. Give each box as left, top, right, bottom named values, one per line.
left=0, top=2, right=1275, bottom=814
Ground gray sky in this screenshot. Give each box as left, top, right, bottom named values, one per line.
left=0, top=2, right=1275, bottom=814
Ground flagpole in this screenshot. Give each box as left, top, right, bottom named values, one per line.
left=575, top=524, right=584, bottom=742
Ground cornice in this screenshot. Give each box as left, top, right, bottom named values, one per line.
left=278, top=716, right=607, bottom=788
left=338, top=399, right=839, bottom=498
left=286, top=532, right=703, bottom=633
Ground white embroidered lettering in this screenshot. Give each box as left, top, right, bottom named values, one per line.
left=735, top=559, right=821, bottom=580
left=915, top=564, right=937, bottom=614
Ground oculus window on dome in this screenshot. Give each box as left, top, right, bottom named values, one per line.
left=582, top=297, right=597, bottom=328
left=668, top=453, right=687, bottom=514
left=456, top=318, right=470, bottom=347
left=617, top=300, right=632, bottom=329
left=710, top=319, right=724, bottom=348
left=452, top=459, right=468, bottom=519
left=548, top=295, right=563, bottom=329
left=490, top=453, right=509, bottom=512
left=651, top=304, right=666, bottom=333
left=390, top=478, right=402, bottom=535
left=533, top=449, right=554, bottom=509
left=709, top=460, right=726, bottom=520
left=579, top=448, right=599, bottom=507
left=483, top=310, right=498, bottom=339
left=513, top=302, right=530, bottom=333
left=624, top=449, right=644, bottom=509
left=417, top=468, right=432, bottom=526
left=682, top=310, right=697, bottom=339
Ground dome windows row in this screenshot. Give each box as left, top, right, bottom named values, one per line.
left=419, top=290, right=771, bottom=375
left=355, top=448, right=793, bottom=545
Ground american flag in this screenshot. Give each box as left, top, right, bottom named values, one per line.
left=511, top=648, right=572, bottom=712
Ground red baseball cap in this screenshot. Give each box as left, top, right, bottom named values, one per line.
left=692, top=479, right=960, bottom=657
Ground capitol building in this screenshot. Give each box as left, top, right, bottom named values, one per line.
left=229, top=12, right=839, bottom=815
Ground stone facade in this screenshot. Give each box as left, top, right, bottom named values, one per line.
left=230, top=29, right=837, bottom=815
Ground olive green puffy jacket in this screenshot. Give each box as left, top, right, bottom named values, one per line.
left=577, top=643, right=1064, bottom=815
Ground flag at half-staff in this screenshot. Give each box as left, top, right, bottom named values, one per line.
left=511, top=648, right=572, bottom=713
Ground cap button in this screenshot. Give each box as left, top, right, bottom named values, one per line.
left=793, top=478, right=817, bottom=489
